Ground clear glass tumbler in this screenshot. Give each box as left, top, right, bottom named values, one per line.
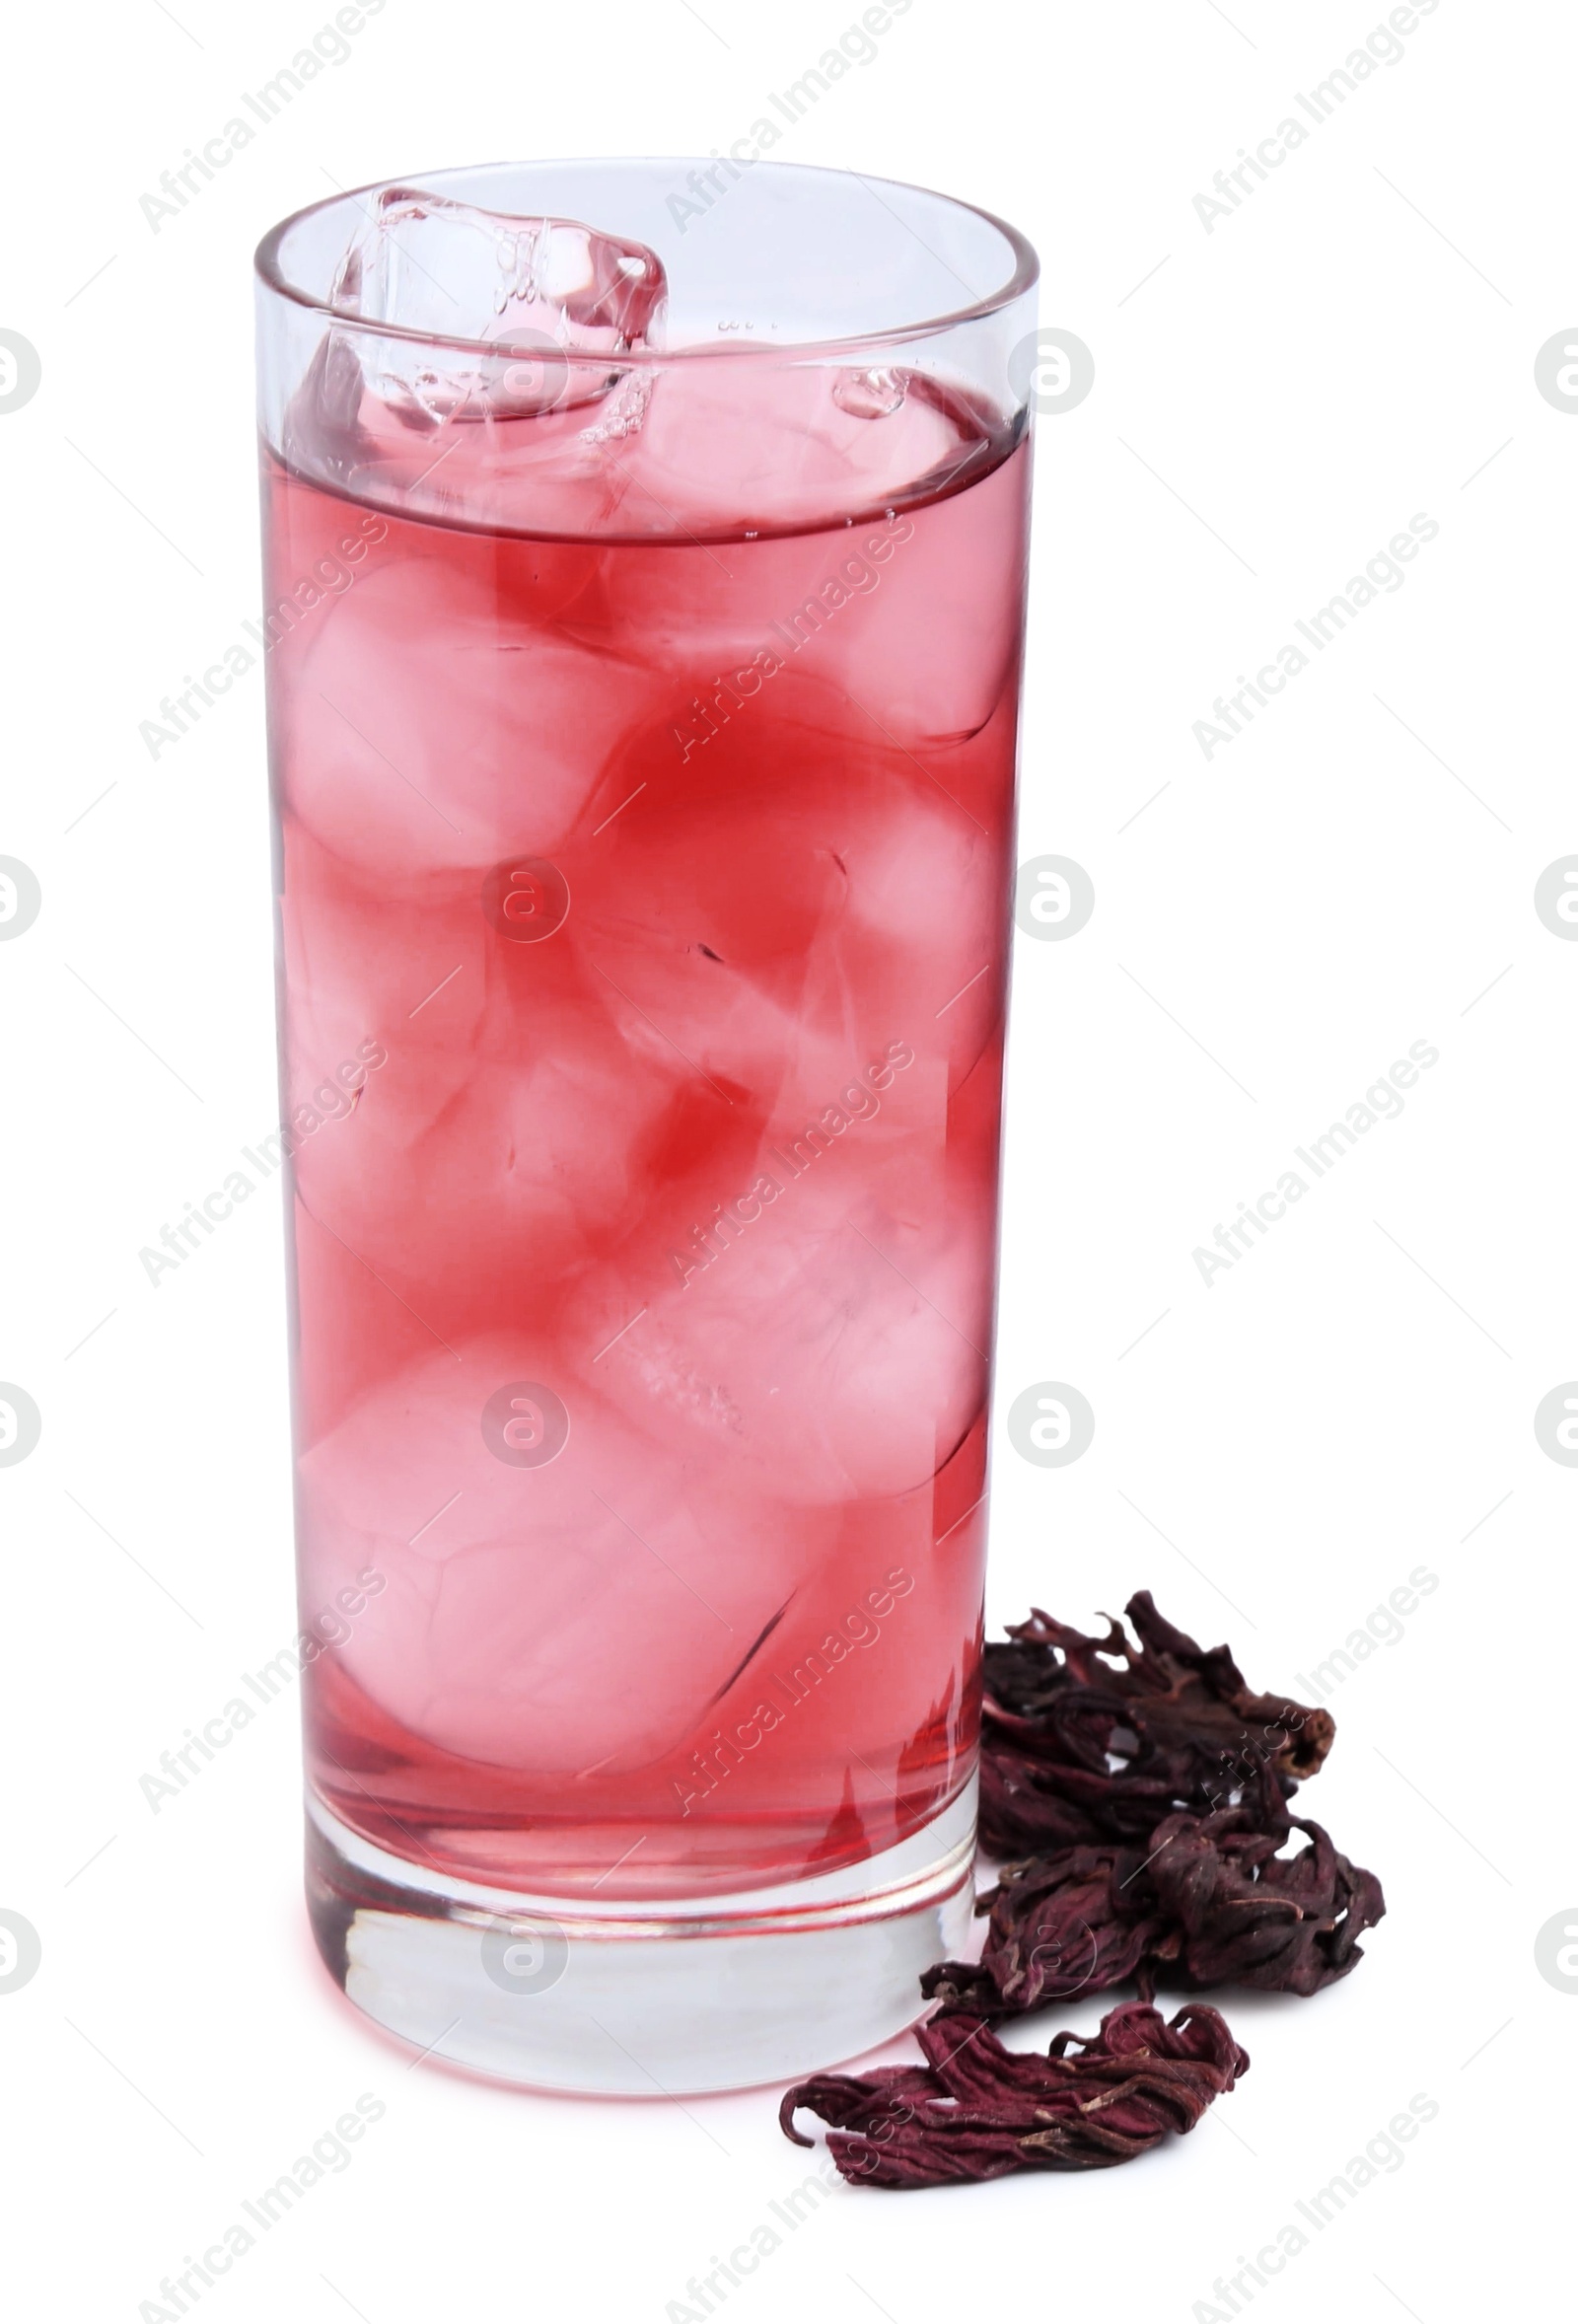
left=254, top=158, right=1038, bottom=2092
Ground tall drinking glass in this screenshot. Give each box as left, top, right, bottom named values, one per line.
left=254, top=159, right=1038, bottom=2092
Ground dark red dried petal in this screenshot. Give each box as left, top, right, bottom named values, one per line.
left=922, top=1843, right=1167, bottom=2016
left=1143, top=1807, right=1386, bottom=1996
left=980, top=1592, right=1332, bottom=1854
left=780, top=2001, right=1250, bottom=2188
left=776, top=1599, right=1385, bottom=2191
left=933, top=1803, right=1385, bottom=2018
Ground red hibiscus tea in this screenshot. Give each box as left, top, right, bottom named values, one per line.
left=256, top=162, right=1038, bottom=2091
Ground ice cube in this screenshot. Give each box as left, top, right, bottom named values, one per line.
left=573, top=522, right=837, bottom=681
left=572, top=1116, right=993, bottom=1510
left=336, top=191, right=667, bottom=354
left=580, top=359, right=979, bottom=541
left=274, top=550, right=674, bottom=879
left=332, top=190, right=666, bottom=419
left=636, top=1217, right=987, bottom=1506
left=297, top=1335, right=817, bottom=1773
left=289, top=961, right=690, bottom=1330
left=830, top=780, right=1007, bottom=1090
left=572, top=682, right=1006, bottom=1093
left=278, top=825, right=489, bottom=1082
left=800, top=441, right=1030, bottom=748
left=280, top=199, right=671, bottom=525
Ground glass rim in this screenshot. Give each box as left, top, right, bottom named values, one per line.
left=253, top=155, right=1040, bottom=368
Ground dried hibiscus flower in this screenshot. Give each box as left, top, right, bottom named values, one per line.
left=923, top=1805, right=1384, bottom=2018
left=1143, top=1805, right=1385, bottom=1997
left=921, top=1841, right=1164, bottom=2018
left=980, top=1590, right=1334, bottom=1856
left=781, top=2000, right=1250, bottom=2187
left=774, top=1596, right=1387, bottom=2190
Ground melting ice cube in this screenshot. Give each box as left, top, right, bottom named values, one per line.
left=333, top=187, right=668, bottom=350
left=327, top=189, right=668, bottom=422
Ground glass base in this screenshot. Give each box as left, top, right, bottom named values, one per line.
left=306, top=1781, right=977, bottom=2094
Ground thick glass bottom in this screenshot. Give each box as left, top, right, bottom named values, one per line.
left=306, top=1780, right=976, bottom=2094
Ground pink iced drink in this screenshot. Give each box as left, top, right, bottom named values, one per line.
left=265, top=315, right=1027, bottom=1899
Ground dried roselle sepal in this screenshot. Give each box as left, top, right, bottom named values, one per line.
left=979, top=1733, right=1177, bottom=1856
left=1018, top=1592, right=1334, bottom=1787
left=1143, top=1806, right=1386, bottom=1997
left=921, top=1842, right=1167, bottom=2017
left=979, top=1591, right=1333, bottom=1854
left=780, top=2000, right=1250, bottom=2187
left=930, top=1805, right=1384, bottom=2018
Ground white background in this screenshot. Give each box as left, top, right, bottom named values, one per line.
left=1, top=2, right=1567, bottom=2317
